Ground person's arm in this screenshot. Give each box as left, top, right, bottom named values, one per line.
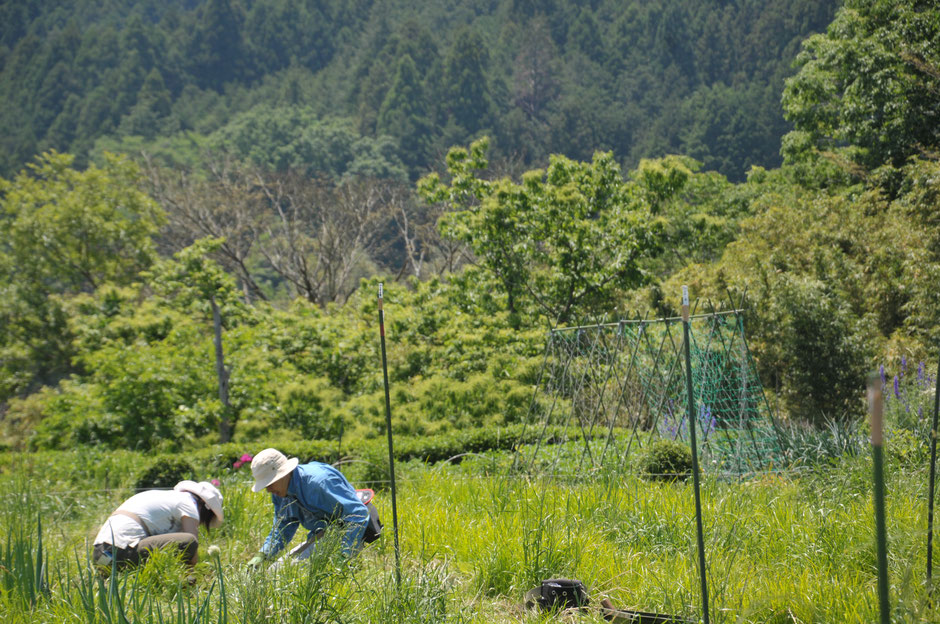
left=180, top=516, right=200, bottom=538
left=180, top=516, right=200, bottom=564
left=260, top=495, right=299, bottom=558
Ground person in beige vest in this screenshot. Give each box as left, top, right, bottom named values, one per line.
left=92, top=480, right=223, bottom=573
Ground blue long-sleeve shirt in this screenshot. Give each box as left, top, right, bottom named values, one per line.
left=260, top=462, right=368, bottom=558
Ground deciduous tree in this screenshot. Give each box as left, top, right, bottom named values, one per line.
left=782, top=0, right=940, bottom=171
left=0, top=151, right=163, bottom=398
left=420, top=137, right=661, bottom=326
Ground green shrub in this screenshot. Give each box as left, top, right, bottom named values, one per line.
left=134, top=457, right=195, bottom=491
left=767, top=278, right=872, bottom=425
left=638, top=439, right=693, bottom=481
left=276, top=380, right=345, bottom=440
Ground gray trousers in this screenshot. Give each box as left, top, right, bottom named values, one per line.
left=94, top=533, right=198, bottom=572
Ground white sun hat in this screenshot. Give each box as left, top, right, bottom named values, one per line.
left=174, top=480, right=224, bottom=528
left=251, top=448, right=299, bottom=492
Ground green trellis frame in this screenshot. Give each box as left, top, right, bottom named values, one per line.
left=515, top=309, right=783, bottom=477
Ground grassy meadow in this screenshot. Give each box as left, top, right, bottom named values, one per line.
left=2, top=440, right=939, bottom=624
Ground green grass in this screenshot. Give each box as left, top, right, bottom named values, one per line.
left=1, top=447, right=939, bottom=623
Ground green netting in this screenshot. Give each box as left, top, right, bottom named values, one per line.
left=516, top=310, right=783, bottom=476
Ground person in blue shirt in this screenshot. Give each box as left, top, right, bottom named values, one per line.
left=247, top=448, right=368, bottom=568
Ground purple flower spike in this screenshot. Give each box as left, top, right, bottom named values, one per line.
left=880, top=365, right=886, bottom=388
left=919, top=362, right=925, bottom=386
left=902, top=356, right=907, bottom=375
left=894, top=375, right=901, bottom=399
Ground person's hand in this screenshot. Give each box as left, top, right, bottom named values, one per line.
left=246, top=554, right=266, bottom=570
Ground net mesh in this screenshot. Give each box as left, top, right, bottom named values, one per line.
left=516, top=311, right=782, bottom=476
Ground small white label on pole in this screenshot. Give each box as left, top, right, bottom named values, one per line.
left=379, top=283, right=384, bottom=299
left=682, top=286, right=689, bottom=306
left=868, top=375, right=883, bottom=447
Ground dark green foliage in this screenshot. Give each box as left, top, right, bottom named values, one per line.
left=134, top=457, right=195, bottom=491
left=767, top=278, right=872, bottom=425
left=187, top=0, right=245, bottom=90
left=207, top=106, right=407, bottom=180
left=638, top=439, right=693, bottom=481
left=782, top=0, right=940, bottom=172
left=377, top=55, right=432, bottom=178
left=442, top=28, right=493, bottom=136
left=5, top=0, right=940, bottom=454
left=0, top=0, right=838, bottom=181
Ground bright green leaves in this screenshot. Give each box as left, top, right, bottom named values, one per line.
left=422, top=138, right=658, bottom=326
left=0, top=151, right=163, bottom=399
left=146, top=237, right=247, bottom=324
left=0, top=151, right=163, bottom=295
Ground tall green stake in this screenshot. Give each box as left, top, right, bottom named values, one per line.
left=869, top=374, right=890, bottom=624
left=379, top=283, right=402, bottom=589
left=928, top=350, right=940, bottom=583
left=682, top=286, right=710, bottom=624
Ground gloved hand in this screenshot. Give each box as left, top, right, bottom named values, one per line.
left=246, top=554, right=266, bottom=570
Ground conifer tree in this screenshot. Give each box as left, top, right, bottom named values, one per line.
left=377, top=55, right=431, bottom=177
left=443, top=28, right=492, bottom=136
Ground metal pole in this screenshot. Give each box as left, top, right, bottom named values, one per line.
left=378, top=283, right=402, bottom=588
left=682, top=286, right=710, bottom=624
left=869, top=374, right=890, bottom=624
left=927, top=351, right=940, bottom=582
left=211, top=294, right=232, bottom=443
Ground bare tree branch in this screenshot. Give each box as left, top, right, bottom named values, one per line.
left=145, top=152, right=268, bottom=302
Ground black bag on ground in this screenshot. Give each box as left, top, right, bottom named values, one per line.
left=525, top=578, right=590, bottom=610
left=362, top=501, right=382, bottom=543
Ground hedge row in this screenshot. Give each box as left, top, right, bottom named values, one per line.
left=0, top=424, right=585, bottom=493
left=189, top=423, right=566, bottom=472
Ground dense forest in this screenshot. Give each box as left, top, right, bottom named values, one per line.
left=1, top=0, right=939, bottom=454
left=0, top=0, right=838, bottom=182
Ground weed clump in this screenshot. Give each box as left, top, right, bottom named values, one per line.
left=638, top=439, right=693, bottom=481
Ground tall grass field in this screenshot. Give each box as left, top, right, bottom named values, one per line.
left=1, top=441, right=939, bottom=623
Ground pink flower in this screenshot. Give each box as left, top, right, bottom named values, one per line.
left=211, top=479, right=221, bottom=487
left=233, top=453, right=254, bottom=470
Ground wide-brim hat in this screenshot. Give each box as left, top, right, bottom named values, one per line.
left=251, top=448, right=299, bottom=492
left=174, top=480, right=224, bottom=528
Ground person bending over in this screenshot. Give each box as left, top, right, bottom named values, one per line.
left=93, top=480, right=223, bottom=573
left=247, top=448, right=367, bottom=568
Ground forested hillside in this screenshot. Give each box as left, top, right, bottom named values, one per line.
left=0, top=0, right=837, bottom=182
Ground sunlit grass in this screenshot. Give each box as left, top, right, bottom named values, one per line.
left=2, top=447, right=940, bottom=623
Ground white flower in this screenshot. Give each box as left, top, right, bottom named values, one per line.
left=207, top=545, right=221, bottom=557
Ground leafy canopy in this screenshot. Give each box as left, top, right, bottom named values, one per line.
left=420, top=137, right=661, bottom=326
left=782, top=0, right=940, bottom=171
left=0, top=151, right=163, bottom=399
